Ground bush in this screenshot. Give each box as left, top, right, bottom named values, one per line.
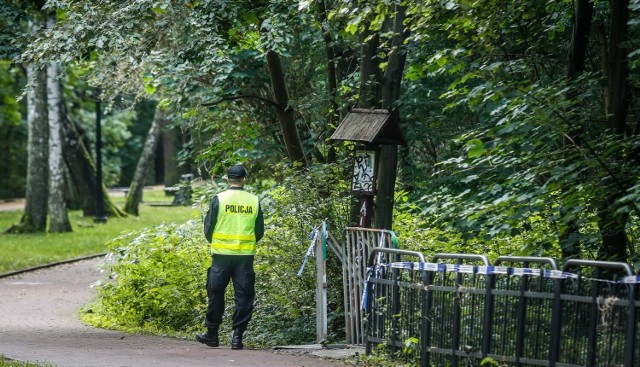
left=82, top=162, right=352, bottom=346
left=250, top=162, right=351, bottom=346
left=392, top=189, right=566, bottom=261
left=82, top=220, right=210, bottom=337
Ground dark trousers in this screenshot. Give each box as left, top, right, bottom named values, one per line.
left=205, top=255, right=255, bottom=331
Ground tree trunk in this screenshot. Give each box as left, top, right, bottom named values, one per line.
left=566, top=0, right=594, bottom=81
left=46, top=57, right=72, bottom=233
left=354, top=27, right=383, bottom=228
left=559, top=0, right=594, bottom=259
left=124, top=105, right=164, bottom=216
left=596, top=0, right=632, bottom=261
left=597, top=194, right=629, bottom=262
left=162, top=125, right=180, bottom=186
left=266, top=50, right=308, bottom=167
left=61, top=111, right=126, bottom=217
left=6, top=62, right=49, bottom=233
left=358, top=32, right=382, bottom=108
left=375, top=5, right=409, bottom=230
left=600, top=0, right=631, bottom=260
left=317, top=0, right=338, bottom=163
left=605, top=0, right=631, bottom=135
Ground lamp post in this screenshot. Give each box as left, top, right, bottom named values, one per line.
left=93, top=87, right=107, bottom=223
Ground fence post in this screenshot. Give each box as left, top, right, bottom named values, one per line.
left=421, top=261, right=434, bottom=367
left=390, top=251, right=401, bottom=357
left=481, top=269, right=494, bottom=359
left=548, top=276, right=561, bottom=367
left=421, top=264, right=432, bottom=367
left=624, top=281, right=637, bottom=367
left=315, top=222, right=328, bottom=343
left=561, top=260, right=635, bottom=367
left=586, top=267, right=600, bottom=367
left=451, top=261, right=463, bottom=366
left=513, top=261, right=534, bottom=367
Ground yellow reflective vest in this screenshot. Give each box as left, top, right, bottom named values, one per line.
left=210, top=189, right=260, bottom=255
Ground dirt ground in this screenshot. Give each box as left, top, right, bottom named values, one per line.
left=0, top=258, right=354, bottom=367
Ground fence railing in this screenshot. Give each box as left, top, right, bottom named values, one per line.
left=363, top=249, right=640, bottom=367
left=342, top=227, right=399, bottom=345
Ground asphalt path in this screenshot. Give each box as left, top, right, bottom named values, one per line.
left=0, top=258, right=349, bottom=367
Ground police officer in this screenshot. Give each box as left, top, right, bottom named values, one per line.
left=196, top=164, right=264, bottom=350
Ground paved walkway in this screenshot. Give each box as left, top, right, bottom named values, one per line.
left=0, top=258, right=351, bottom=367
left=0, top=198, right=24, bottom=212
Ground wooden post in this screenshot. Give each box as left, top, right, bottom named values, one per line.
left=357, top=195, right=374, bottom=227
left=315, top=223, right=328, bottom=343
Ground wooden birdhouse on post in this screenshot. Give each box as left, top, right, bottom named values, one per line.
left=330, top=108, right=405, bottom=228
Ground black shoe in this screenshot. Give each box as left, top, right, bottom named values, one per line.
left=195, top=328, right=219, bottom=347
left=231, top=329, right=244, bottom=350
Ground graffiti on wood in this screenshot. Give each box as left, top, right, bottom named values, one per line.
left=352, top=150, right=376, bottom=194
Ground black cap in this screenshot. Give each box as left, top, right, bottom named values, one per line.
left=226, top=164, right=247, bottom=179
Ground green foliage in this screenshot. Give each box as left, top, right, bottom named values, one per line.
left=82, top=162, right=353, bottom=346
left=481, top=357, right=508, bottom=367
left=251, top=162, right=352, bottom=345
left=403, top=336, right=419, bottom=356
left=20, top=0, right=355, bottom=180
left=0, top=355, right=54, bottom=367
left=0, top=61, right=26, bottom=199
left=82, top=220, right=209, bottom=336
left=0, top=2, right=29, bottom=61
left=394, top=0, right=640, bottom=264
left=74, top=107, right=135, bottom=187
left=7, top=2, right=640, bottom=358
left=348, top=339, right=419, bottom=367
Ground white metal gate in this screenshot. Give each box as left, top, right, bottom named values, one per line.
left=305, top=224, right=399, bottom=345
left=341, top=227, right=398, bottom=345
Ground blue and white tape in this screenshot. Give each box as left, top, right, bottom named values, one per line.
left=621, top=276, right=640, bottom=284
left=361, top=261, right=637, bottom=310
left=376, top=261, right=627, bottom=281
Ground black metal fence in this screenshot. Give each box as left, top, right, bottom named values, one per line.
left=363, top=248, right=639, bottom=366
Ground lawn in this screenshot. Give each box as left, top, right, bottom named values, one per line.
left=0, top=355, right=54, bottom=367
left=0, top=355, right=53, bottom=367
left=0, top=188, right=204, bottom=274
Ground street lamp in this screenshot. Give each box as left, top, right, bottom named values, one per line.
left=93, top=87, right=107, bottom=223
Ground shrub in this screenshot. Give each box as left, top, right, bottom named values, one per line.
left=250, top=162, right=351, bottom=346
left=82, top=220, right=210, bottom=337
left=83, top=162, right=352, bottom=346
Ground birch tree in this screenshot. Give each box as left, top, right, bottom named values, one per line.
left=45, top=19, right=71, bottom=233
left=7, top=64, right=49, bottom=233
left=124, top=104, right=164, bottom=216
left=5, top=17, right=49, bottom=234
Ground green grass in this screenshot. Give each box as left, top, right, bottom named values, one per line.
left=0, top=355, right=54, bottom=367
left=0, top=189, right=203, bottom=274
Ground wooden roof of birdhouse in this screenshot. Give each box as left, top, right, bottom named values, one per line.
left=330, top=108, right=405, bottom=145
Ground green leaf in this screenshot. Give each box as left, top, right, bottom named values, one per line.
left=466, top=138, right=485, bottom=158
left=144, top=83, right=157, bottom=95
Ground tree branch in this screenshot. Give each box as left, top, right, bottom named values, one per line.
left=526, top=91, right=640, bottom=215
left=201, top=94, right=282, bottom=109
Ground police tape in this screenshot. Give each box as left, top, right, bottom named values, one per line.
left=297, top=228, right=319, bottom=277
left=360, top=261, right=640, bottom=311
left=621, top=276, right=640, bottom=284
left=372, top=261, right=640, bottom=282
